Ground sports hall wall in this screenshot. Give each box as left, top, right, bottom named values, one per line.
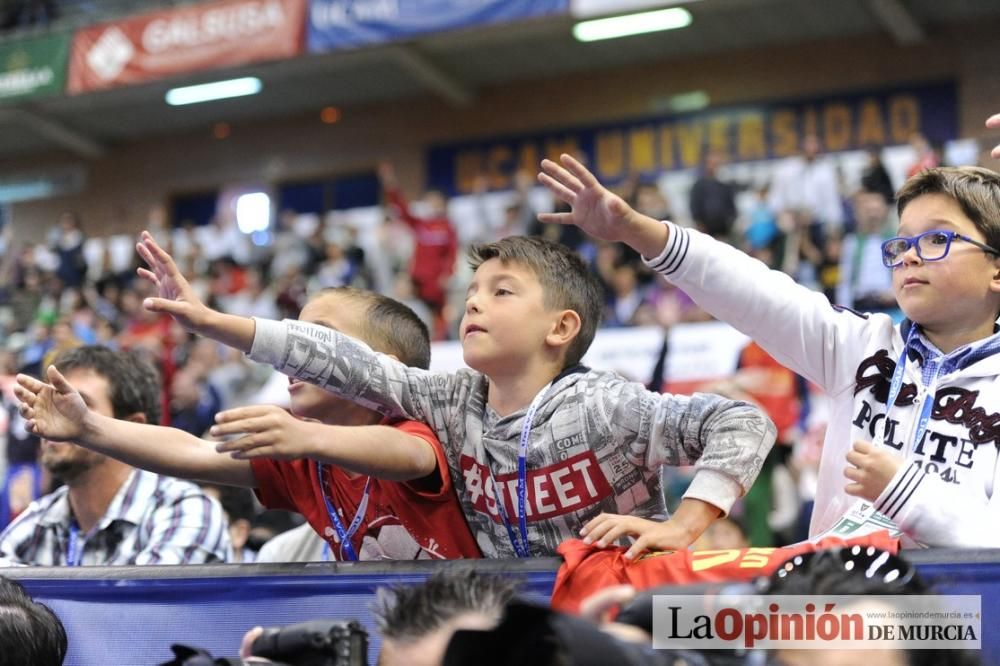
left=5, top=19, right=1000, bottom=239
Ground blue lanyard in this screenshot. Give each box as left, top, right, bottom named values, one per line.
left=66, top=524, right=83, bottom=566
left=883, top=326, right=935, bottom=451
left=487, top=383, right=551, bottom=558
left=315, top=462, right=372, bottom=561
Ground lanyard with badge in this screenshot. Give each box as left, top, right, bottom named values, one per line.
left=315, top=462, right=371, bottom=561
left=485, top=383, right=551, bottom=558
left=817, top=326, right=932, bottom=540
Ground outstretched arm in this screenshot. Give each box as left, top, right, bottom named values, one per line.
left=209, top=405, right=439, bottom=481
left=15, top=367, right=255, bottom=487
left=538, top=154, right=668, bottom=258
left=136, top=230, right=256, bottom=352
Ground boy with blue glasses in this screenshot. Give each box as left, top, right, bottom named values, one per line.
left=540, top=158, right=1000, bottom=550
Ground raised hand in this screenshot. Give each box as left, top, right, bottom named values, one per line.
left=210, top=405, right=314, bottom=461
left=537, top=154, right=637, bottom=243
left=14, top=367, right=89, bottom=442
left=135, top=230, right=211, bottom=333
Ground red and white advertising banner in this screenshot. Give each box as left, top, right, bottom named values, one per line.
left=67, top=0, right=306, bottom=94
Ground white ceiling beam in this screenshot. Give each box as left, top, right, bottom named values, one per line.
left=865, top=0, right=925, bottom=45
left=387, top=45, right=474, bottom=108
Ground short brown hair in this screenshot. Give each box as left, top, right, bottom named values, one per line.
left=468, top=236, right=603, bottom=368
left=897, top=166, right=1000, bottom=251
left=314, top=288, right=431, bottom=369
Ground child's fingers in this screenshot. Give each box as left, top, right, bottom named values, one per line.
left=136, top=267, right=160, bottom=286
left=625, top=535, right=656, bottom=560
left=231, top=446, right=278, bottom=460
left=986, top=113, right=1000, bottom=129
left=594, top=521, right=635, bottom=548
left=215, top=434, right=264, bottom=454
left=580, top=512, right=613, bottom=537
left=537, top=212, right=574, bottom=226
left=539, top=158, right=584, bottom=192
left=845, top=448, right=865, bottom=467
left=211, top=417, right=268, bottom=438
left=843, top=466, right=863, bottom=482
left=844, top=482, right=864, bottom=496
left=135, top=241, right=160, bottom=271
left=143, top=233, right=180, bottom=272
left=537, top=172, right=577, bottom=204
left=142, top=297, right=188, bottom=316
left=852, top=440, right=873, bottom=454
left=215, top=406, right=274, bottom=424
left=559, top=152, right=600, bottom=188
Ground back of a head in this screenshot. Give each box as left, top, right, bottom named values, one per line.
left=52, top=345, right=163, bottom=424
left=468, top=236, right=603, bottom=368
left=0, top=577, right=67, bottom=666
left=317, top=288, right=432, bottom=369
left=896, top=166, right=1000, bottom=251
left=373, top=570, right=517, bottom=644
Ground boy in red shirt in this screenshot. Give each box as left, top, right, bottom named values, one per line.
left=16, top=287, right=480, bottom=561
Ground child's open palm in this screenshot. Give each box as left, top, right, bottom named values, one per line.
left=538, top=154, right=635, bottom=243
left=135, top=230, right=210, bottom=332
left=14, top=366, right=89, bottom=442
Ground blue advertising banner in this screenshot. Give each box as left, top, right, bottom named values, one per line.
left=427, top=82, right=957, bottom=195
left=308, top=0, right=568, bottom=52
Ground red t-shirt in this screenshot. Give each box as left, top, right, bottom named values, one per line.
left=551, top=531, right=899, bottom=613
left=251, top=420, right=481, bottom=560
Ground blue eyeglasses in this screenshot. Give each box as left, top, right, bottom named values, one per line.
left=881, top=229, right=1000, bottom=268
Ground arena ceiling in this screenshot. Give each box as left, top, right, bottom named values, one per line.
left=1, top=0, right=999, bottom=161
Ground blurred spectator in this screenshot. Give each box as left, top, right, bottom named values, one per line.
left=860, top=145, right=896, bottom=204
left=769, top=134, right=844, bottom=231
left=255, top=521, right=326, bottom=562
left=201, top=484, right=259, bottom=563
left=604, top=262, right=647, bottom=328
left=689, top=149, right=738, bottom=241
left=837, top=189, right=897, bottom=315
left=168, top=366, right=222, bottom=437
left=905, top=131, right=940, bottom=178
left=48, top=212, right=87, bottom=290
left=378, top=162, right=458, bottom=325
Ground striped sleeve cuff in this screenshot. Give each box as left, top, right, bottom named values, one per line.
left=873, top=460, right=926, bottom=522
left=642, top=220, right=691, bottom=277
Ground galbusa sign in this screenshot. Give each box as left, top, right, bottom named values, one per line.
left=67, top=0, right=306, bottom=94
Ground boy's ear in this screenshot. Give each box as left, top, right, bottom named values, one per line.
left=991, top=257, right=1000, bottom=293
left=124, top=412, right=148, bottom=425
left=545, top=309, right=582, bottom=350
